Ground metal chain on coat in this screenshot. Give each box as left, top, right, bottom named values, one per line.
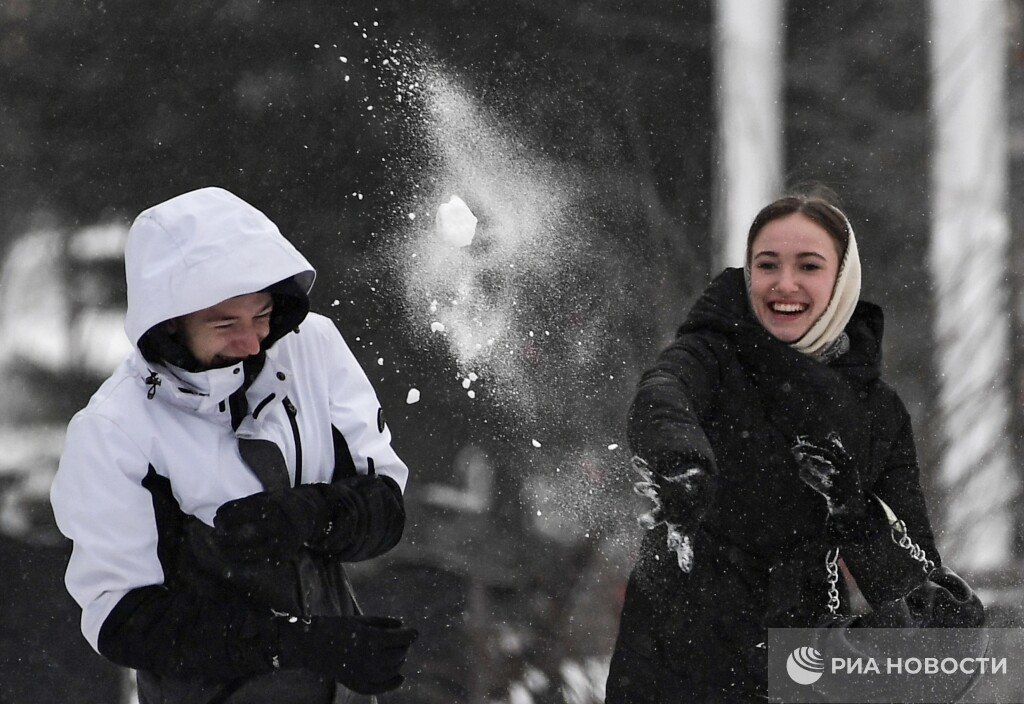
left=823, top=495, right=936, bottom=615
left=825, top=547, right=841, bottom=614
left=890, top=519, right=936, bottom=574
left=875, top=494, right=936, bottom=574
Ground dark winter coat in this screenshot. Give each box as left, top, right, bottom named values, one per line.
left=606, top=268, right=940, bottom=703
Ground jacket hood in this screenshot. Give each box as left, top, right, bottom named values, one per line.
left=124, top=187, right=316, bottom=349
left=680, top=268, right=884, bottom=382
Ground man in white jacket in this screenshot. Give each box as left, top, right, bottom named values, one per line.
left=51, top=187, right=417, bottom=703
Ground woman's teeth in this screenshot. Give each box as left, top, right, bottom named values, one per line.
left=771, top=302, right=807, bottom=313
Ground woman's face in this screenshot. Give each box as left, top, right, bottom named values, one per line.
left=748, top=213, right=841, bottom=343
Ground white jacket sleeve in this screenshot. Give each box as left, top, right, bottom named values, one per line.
left=50, top=411, right=165, bottom=652
left=312, top=315, right=409, bottom=493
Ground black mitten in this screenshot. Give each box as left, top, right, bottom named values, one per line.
left=632, top=456, right=712, bottom=572
left=212, top=485, right=333, bottom=561
left=792, top=432, right=867, bottom=533
left=213, top=476, right=405, bottom=564
left=271, top=614, right=418, bottom=695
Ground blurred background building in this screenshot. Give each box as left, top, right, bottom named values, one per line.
left=0, top=1, right=1022, bottom=702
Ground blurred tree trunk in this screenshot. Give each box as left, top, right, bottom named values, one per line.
left=713, top=0, right=784, bottom=268
left=929, top=0, right=1019, bottom=571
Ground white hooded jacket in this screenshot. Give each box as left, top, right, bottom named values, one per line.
left=51, top=187, right=408, bottom=652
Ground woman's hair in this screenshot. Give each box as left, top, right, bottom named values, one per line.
left=745, top=194, right=851, bottom=264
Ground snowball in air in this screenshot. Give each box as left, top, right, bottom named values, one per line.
left=531, top=439, right=542, bottom=448
left=435, top=195, right=477, bottom=247
left=430, top=321, right=445, bottom=333
left=406, top=389, right=420, bottom=404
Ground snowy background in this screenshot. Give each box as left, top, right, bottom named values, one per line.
left=1, top=1, right=1024, bottom=702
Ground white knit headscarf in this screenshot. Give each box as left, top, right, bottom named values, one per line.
left=745, top=208, right=862, bottom=357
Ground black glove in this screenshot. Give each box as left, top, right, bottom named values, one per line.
left=792, top=433, right=866, bottom=532
left=213, top=476, right=405, bottom=564
left=271, top=614, right=418, bottom=695
left=212, top=484, right=336, bottom=562
left=632, top=455, right=712, bottom=572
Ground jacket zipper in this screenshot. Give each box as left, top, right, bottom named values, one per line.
left=283, top=397, right=302, bottom=486
left=283, top=395, right=319, bottom=618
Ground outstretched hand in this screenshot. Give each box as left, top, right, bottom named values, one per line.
left=632, top=456, right=711, bottom=573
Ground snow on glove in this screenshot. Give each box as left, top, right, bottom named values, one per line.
left=271, top=614, right=418, bottom=695
left=632, top=455, right=711, bottom=573
left=792, top=432, right=866, bottom=532
left=212, top=485, right=332, bottom=562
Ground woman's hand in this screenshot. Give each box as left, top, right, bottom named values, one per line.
left=791, top=432, right=866, bottom=526
left=632, top=456, right=711, bottom=573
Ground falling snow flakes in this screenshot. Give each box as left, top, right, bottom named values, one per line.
left=377, top=358, right=384, bottom=366
left=406, top=388, right=420, bottom=404
left=531, top=439, right=542, bottom=448
left=608, top=443, right=619, bottom=450
left=430, top=321, right=446, bottom=333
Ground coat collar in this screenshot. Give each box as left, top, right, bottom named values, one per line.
left=128, top=348, right=292, bottom=428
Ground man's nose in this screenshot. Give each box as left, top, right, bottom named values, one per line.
left=234, top=329, right=264, bottom=356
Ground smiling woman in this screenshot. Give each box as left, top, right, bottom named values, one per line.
left=605, top=191, right=981, bottom=703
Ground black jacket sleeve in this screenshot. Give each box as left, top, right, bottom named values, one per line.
left=840, top=393, right=940, bottom=607
left=870, top=396, right=940, bottom=565
left=627, top=333, right=720, bottom=474
left=97, top=584, right=275, bottom=680
left=311, top=474, right=405, bottom=562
